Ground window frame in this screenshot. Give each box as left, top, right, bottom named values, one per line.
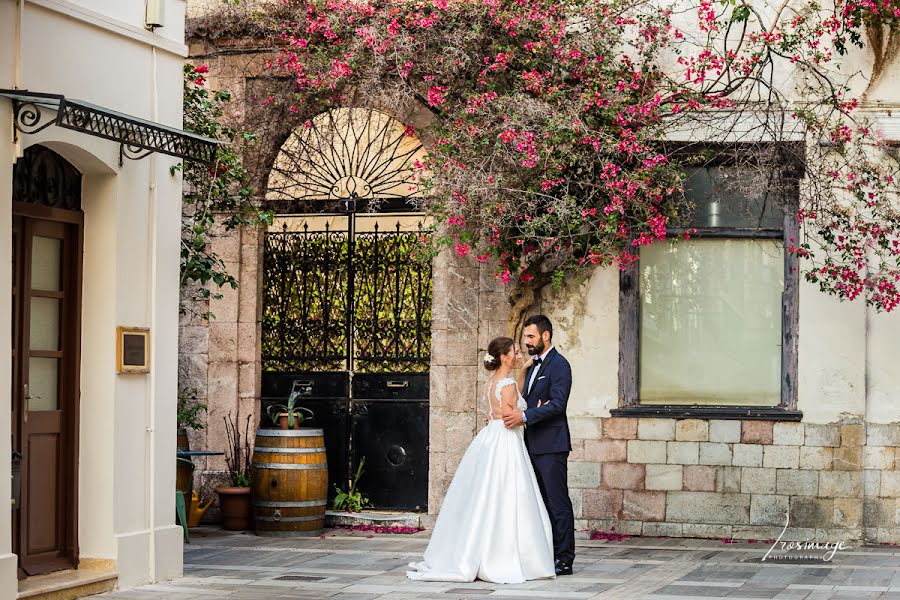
left=613, top=148, right=802, bottom=421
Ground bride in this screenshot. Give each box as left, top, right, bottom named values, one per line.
left=406, top=336, right=556, bottom=584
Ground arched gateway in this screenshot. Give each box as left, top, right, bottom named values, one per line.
left=261, top=108, right=432, bottom=510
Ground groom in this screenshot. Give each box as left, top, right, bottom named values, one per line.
left=503, top=315, right=576, bottom=576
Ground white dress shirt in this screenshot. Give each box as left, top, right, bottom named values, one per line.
left=526, top=345, right=553, bottom=396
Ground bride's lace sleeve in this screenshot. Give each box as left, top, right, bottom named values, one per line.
left=494, top=377, right=520, bottom=400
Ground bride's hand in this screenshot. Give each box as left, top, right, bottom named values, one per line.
left=514, top=348, right=530, bottom=370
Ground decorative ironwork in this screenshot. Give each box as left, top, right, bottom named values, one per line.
left=262, top=221, right=432, bottom=373
left=12, top=101, right=56, bottom=135
left=263, top=222, right=350, bottom=372
left=12, top=145, right=82, bottom=210
left=266, top=108, right=427, bottom=213
left=120, top=144, right=154, bottom=163
left=1, top=90, right=218, bottom=165
left=354, top=223, right=433, bottom=373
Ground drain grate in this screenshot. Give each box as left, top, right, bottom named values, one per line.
left=275, top=574, right=327, bottom=581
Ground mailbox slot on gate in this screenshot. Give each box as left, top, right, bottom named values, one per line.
left=291, top=380, right=314, bottom=397
left=386, top=380, right=408, bottom=388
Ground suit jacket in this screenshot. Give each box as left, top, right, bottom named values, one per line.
left=522, top=347, right=573, bottom=455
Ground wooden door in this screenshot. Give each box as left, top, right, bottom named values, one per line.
left=12, top=208, right=82, bottom=576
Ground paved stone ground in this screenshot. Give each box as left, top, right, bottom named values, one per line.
left=97, top=527, right=900, bottom=599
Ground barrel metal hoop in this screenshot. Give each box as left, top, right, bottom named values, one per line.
left=251, top=462, right=328, bottom=470
left=252, top=499, right=328, bottom=508
left=253, top=447, right=326, bottom=454
left=255, top=515, right=324, bottom=522
left=255, top=429, right=324, bottom=437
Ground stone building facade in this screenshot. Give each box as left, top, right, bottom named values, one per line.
left=183, top=0, right=900, bottom=546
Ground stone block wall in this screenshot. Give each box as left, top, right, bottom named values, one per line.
left=560, top=416, right=900, bottom=544
left=425, top=249, right=511, bottom=526
left=178, top=224, right=263, bottom=517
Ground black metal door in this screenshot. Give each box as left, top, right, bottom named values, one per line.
left=262, top=216, right=432, bottom=511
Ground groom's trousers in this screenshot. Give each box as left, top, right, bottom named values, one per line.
left=531, top=452, right=576, bottom=565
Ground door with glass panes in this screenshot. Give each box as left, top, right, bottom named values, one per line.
left=11, top=146, right=83, bottom=577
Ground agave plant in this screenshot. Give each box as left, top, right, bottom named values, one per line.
left=266, top=386, right=314, bottom=428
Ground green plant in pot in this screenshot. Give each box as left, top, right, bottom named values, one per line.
left=215, top=412, right=253, bottom=530
left=266, top=386, right=314, bottom=430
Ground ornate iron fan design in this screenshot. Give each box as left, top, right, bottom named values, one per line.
left=266, top=108, right=427, bottom=213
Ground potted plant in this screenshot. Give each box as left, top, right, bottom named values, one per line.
left=266, top=386, right=314, bottom=430
left=215, top=412, right=253, bottom=530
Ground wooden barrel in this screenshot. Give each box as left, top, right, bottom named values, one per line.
left=251, top=428, right=328, bottom=537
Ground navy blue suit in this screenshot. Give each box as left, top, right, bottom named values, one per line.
left=522, top=347, right=575, bottom=565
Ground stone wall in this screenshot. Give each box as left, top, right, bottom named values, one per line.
left=425, top=250, right=511, bottom=526
left=179, top=224, right=263, bottom=516
left=183, top=30, right=444, bottom=520
left=565, top=417, right=880, bottom=542
left=181, top=5, right=900, bottom=541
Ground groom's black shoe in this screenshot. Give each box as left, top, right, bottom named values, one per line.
left=555, top=563, right=573, bottom=576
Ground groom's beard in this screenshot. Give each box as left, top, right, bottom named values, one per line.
left=526, top=340, right=545, bottom=356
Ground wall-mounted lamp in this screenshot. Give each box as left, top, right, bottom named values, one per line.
left=145, top=0, right=165, bottom=30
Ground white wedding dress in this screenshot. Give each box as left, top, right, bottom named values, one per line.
left=406, top=377, right=555, bottom=584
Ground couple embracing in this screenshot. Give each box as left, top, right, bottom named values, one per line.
left=407, top=315, right=576, bottom=584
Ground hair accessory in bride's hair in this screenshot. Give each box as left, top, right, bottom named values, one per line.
left=483, top=352, right=495, bottom=364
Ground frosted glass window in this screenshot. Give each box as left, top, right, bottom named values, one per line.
left=639, top=239, right=783, bottom=406
left=29, top=297, right=60, bottom=351
left=31, top=236, right=62, bottom=291
left=29, top=357, right=59, bottom=411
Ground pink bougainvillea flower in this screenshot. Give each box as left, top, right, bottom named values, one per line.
left=427, top=85, right=447, bottom=107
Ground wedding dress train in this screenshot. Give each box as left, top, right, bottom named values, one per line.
left=406, top=377, right=555, bottom=584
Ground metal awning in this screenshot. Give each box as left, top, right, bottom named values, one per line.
left=0, top=89, right=218, bottom=165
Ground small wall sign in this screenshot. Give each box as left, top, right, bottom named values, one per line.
left=116, top=326, right=150, bottom=374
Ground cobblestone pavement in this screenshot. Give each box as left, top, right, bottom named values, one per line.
left=97, top=527, right=900, bottom=599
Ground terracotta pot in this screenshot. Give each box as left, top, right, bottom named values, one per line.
left=215, top=486, right=252, bottom=530
left=277, top=412, right=304, bottom=430
left=176, top=428, right=190, bottom=452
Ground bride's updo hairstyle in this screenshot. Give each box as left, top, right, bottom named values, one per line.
left=483, top=337, right=515, bottom=371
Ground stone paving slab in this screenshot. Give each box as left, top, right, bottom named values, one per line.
left=94, top=527, right=900, bottom=599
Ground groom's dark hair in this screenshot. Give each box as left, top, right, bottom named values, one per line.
left=523, top=314, right=552, bottom=340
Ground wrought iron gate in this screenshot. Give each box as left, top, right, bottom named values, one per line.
left=261, top=216, right=432, bottom=510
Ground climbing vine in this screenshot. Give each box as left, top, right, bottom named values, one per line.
left=178, top=63, right=273, bottom=313
left=204, top=0, right=900, bottom=321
